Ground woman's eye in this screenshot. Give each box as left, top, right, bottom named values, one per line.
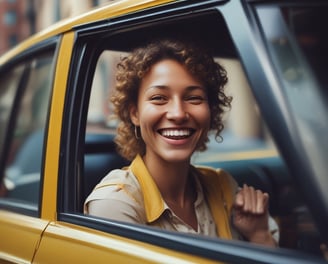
left=187, top=95, right=206, bottom=104
left=150, top=95, right=167, bottom=103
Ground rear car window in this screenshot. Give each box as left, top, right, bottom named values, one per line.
left=0, top=50, right=55, bottom=212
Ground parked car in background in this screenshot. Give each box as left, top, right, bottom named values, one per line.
left=0, top=0, right=327, bottom=263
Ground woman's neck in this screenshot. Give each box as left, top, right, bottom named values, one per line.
left=142, top=153, right=198, bottom=231
left=142, top=154, right=192, bottom=206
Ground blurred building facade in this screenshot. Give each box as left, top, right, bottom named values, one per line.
left=0, top=0, right=115, bottom=55
left=0, top=0, right=30, bottom=55
left=33, top=0, right=115, bottom=32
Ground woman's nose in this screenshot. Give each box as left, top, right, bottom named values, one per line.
left=166, top=101, right=189, bottom=122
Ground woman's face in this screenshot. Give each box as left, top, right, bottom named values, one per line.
left=130, top=59, right=211, bottom=164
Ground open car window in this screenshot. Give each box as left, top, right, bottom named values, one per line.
left=57, top=3, right=326, bottom=263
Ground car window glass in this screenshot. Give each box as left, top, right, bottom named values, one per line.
left=0, top=64, right=25, bottom=157
left=257, top=5, right=328, bottom=168
left=0, top=51, right=55, bottom=210
left=256, top=5, right=327, bottom=256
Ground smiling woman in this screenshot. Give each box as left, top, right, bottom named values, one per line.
left=84, top=39, right=278, bottom=247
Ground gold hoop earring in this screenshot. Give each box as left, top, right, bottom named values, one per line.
left=134, top=126, right=141, bottom=139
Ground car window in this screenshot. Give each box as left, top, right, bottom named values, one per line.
left=0, top=50, right=55, bottom=212
left=59, top=5, right=326, bottom=261
left=84, top=11, right=280, bottom=233
left=86, top=44, right=303, bottom=250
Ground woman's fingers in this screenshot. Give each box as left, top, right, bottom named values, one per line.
left=244, top=184, right=255, bottom=212
left=235, top=188, right=244, bottom=207
left=235, top=184, right=269, bottom=215
left=256, top=190, right=269, bottom=214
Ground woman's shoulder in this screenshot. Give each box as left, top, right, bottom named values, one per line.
left=96, top=168, right=140, bottom=188
left=85, top=167, right=143, bottom=205
left=84, top=168, right=146, bottom=223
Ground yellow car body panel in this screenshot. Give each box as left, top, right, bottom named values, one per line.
left=33, top=222, right=219, bottom=264
left=0, top=211, right=49, bottom=264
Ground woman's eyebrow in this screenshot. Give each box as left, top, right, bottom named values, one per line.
left=147, top=85, right=169, bottom=90
left=185, top=85, right=206, bottom=92
left=147, top=85, right=205, bottom=91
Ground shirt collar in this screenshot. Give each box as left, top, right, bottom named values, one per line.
left=130, top=155, right=165, bottom=223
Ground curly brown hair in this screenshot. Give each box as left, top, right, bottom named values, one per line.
left=111, top=39, right=232, bottom=161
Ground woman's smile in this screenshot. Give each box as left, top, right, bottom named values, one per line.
left=158, top=128, right=195, bottom=139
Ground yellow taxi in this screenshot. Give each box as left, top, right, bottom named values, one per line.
left=1, top=0, right=327, bottom=263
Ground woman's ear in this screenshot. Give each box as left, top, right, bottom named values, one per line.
left=129, top=105, right=140, bottom=126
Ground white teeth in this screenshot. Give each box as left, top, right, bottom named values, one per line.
left=161, top=129, right=191, bottom=137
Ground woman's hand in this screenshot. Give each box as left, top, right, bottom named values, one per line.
left=232, top=184, right=277, bottom=247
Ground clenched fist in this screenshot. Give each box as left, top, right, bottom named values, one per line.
left=232, top=184, right=277, bottom=247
